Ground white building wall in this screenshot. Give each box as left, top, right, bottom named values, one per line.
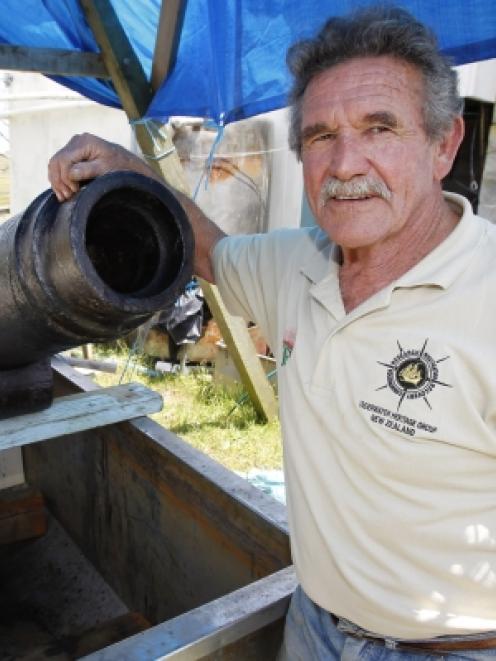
left=6, top=72, right=132, bottom=214
left=457, top=59, right=496, bottom=103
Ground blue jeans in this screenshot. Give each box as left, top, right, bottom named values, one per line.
left=278, top=586, right=496, bottom=661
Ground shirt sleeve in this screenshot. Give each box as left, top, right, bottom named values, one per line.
left=212, top=230, right=301, bottom=352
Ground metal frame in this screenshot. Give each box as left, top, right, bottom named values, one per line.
left=84, top=567, right=296, bottom=660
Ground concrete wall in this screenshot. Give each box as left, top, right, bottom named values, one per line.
left=6, top=72, right=132, bottom=214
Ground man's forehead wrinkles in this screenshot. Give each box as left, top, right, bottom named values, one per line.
left=306, top=78, right=419, bottom=105
left=303, top=90, right=407, bottom=116
left=306, top=58, right=425, bottom=102
left=331, top=69, right=411, bottom=87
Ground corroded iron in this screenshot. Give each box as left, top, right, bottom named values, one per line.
left=0, top=171, right=194, bottom=418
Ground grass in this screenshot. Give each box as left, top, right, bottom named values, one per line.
left=88, top=344, right=282, bottom=474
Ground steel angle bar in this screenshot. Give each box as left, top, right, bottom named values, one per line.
left=82, top=566, right=297, bottom=660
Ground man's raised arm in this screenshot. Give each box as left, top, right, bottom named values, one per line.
left=48, top=133, right=226, bottom=283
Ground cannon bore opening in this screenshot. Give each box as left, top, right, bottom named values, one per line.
left=85, top=189, right=183, bottom=297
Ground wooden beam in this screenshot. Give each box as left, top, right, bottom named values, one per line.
left=0, top=383, right=163, bottom=450
left=80, top=0, right=189, bottom=192
left=0, top=45, right=110, bottom=78
left=80, top=0, right=277, bottom=421
left=151, top=0, right=186, bottom=92
left=80, top=0, right=151, bottom=120
left=199, top=280, right=279, bottom=422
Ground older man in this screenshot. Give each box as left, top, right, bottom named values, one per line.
left=49, top=6, right=496, bottom=659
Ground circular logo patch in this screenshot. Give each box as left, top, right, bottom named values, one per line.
left=377, top=339, right=451, bottom=410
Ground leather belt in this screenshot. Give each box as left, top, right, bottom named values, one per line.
left=396, top=636, right=496, bottom=653
left=330, top=615, right=496, bottom=653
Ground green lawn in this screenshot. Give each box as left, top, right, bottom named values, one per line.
left=90, top=346, right=282, bottom=473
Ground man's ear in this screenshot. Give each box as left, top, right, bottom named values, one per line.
left=433, top=116, right=465, bottom=181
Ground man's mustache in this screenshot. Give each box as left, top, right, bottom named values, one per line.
left=319, top=177, right=392, bottom=206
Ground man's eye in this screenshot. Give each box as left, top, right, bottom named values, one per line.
left=369, top=126, right=390, bottom=135
left=315, top=132, right=336, bottom=142
left=305, top=133, right=335, bottom=148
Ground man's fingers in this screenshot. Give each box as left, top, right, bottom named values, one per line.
left=48, top=133, right=159, bottom=202
left=48, top=134, right=104, bottom=200
left=48, top=158, right=75, bottom=201
left=69, top=159, right=110, bottom=183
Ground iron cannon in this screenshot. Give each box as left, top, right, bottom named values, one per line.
left=0, top=171, right=194, bottom=418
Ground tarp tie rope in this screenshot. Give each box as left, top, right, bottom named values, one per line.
left=192, top=117, right=225, bottom=199
left=130, top=117, right=177, bottom=161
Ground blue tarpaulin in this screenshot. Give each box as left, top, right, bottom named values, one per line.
left=0, top=0, right=159, bottom=108
left=0, top=0, right=495, bottom=126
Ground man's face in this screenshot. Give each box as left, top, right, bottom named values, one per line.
left=301, top=56, right=450, bottom=250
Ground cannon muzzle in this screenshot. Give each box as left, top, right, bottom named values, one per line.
left=0, top=171, right=194, bottom=417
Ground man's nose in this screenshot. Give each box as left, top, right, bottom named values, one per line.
left=328, top=134, right=368, bottom=181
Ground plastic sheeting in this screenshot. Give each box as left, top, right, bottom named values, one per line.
left=0, top=0, right=495, bottom=126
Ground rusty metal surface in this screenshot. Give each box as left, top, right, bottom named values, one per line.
left=23, top=360, right=290, bottom=620
left=19, top=361, right=292, bottom=659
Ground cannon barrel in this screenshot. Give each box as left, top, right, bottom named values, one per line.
left=0, top=171, right=194, bottom=416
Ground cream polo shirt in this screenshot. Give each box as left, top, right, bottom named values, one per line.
left=213, top=193, right=496, bottom=640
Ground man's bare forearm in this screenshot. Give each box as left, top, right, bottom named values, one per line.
left=172, top=189, right=226, bottom=282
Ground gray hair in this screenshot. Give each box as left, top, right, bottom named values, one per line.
left=287, top=5, right=463, bottom=157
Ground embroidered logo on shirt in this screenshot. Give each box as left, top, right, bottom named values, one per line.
left=281, top=329, right=296, bottom=366
left=376, top=338, right=452, bottom=411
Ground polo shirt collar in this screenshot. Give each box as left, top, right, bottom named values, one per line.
left=394, top=193, right=480, bottom=290
left=300, top=232, right=345, bottom=318
left=300, top=228, right=339, bottom=284
left=300, top=193, right=482, bottom=319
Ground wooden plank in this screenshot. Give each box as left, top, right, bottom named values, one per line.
left=151, top=0, right=186, bottom=91
left=0, top=484, right=47, bottom=544
left=80, top=0, right=189, bottom=193
left=80, top=0, right=277, bottom=421
left=200, top=280, right=278, bottom=421
left=0, top=45, right=110, bottom=78
left=80, top=0, right=151, bottom=120
left=0, top=383, right=163, bottom=450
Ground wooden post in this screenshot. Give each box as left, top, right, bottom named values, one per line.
left=80, top=0, right=277, bottom=421
left=199, top=280, right=278, bottom=421
left=151, top=0, right=186, bottom=92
